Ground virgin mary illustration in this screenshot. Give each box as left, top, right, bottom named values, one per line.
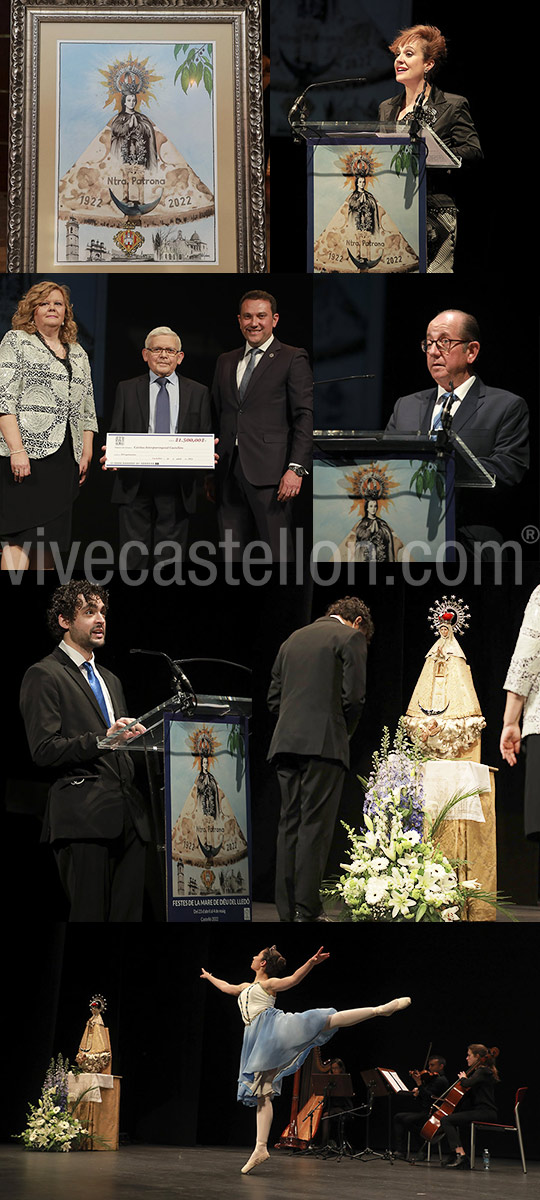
left=171, top=726, right=248, bottom=868
left=334, top=462, right=405, bottom=562
left=58, top=52, right=214, bottom=229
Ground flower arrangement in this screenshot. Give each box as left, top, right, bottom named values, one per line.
left=16, top=1054, right=88, bottom=1152
left=324, top=722, right=513, bottom=922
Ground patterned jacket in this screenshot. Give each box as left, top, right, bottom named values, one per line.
left=0, top=330, right=98, bottom=461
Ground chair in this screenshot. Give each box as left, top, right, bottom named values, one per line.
left=470, top=1087, right=527, bottom=1172
left=406, top=1131, right=443, bottom=1163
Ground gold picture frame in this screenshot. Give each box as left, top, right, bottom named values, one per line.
left=8, top=0, right=266, bottom=272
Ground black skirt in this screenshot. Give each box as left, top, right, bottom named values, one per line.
left=524, top=734, right=540, bottom=840
left=0, top=431, right=79, bottom=549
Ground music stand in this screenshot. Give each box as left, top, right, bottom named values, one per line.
left=315, top=1074, right=358, bottom=1161
left=352, top=1069, right=393, bottom=1161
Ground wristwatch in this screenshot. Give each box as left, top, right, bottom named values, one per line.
left=287, top=463, right=308, bottom=477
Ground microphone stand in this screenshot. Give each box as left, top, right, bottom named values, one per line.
left=408, top=77, right=428, bottom=142
left=288, top=76, right=367, bottom=141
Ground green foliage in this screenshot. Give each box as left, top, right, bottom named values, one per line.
left=173, top=44, right=213, bottom=96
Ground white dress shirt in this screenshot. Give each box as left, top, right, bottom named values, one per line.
left=58, top=640, right=116, bottom=725
left=429, top=375, right=476, bottom=431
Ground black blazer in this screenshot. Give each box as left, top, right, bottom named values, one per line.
left=386, top=377, right=529, bottom=488
left=267, top=616, right=367, bottom=768
left=211, top=338, right=313, bottom=487
left=109, top=372, right=212, bottom=511
left=378, top=85, right=483, bottom=166
left=19, top=646, right=149, bottom=843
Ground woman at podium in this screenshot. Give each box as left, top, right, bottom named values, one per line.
left=379, top=24, right=482, bottom=272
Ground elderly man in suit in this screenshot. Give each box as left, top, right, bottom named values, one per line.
left=385, top=309, right=529, bottom=550
left=211, top=290, right=313, bottom=561
left=19, top=582, right=149, bottom=922
left=107, top=325, right=212, bottom=565
left=267, top=596, right=373, bottom=922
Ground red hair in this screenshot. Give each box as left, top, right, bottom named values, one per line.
left=389, top=25, right=447, bottom=73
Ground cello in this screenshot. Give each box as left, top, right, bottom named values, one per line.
left=420, top=1050, right=494, bottom=1142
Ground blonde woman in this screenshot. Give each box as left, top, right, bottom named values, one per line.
left=0, top=280, right=98, bottom=570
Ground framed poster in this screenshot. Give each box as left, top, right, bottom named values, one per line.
left=164, top=714, right=252, bottom=922
left=313, top=454, right=454, bottom=563
left=9, top=1, right=265, bottom=272
left=307, top=136, right=426, bottom=274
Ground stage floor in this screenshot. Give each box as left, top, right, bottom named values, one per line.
left=0, top=1145, right=534, bottom=1199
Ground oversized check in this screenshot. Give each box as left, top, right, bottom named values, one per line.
left=106, top=433, right=215, bottom=469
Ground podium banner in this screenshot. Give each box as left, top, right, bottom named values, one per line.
left=164, top=713, right=251, bottom=922
left=308, top=136, right=426, bottom=273
left=313, top=453, right=453, bottom=563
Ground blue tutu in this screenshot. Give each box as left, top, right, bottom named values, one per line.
left=237, top=1005, right=337, bottom=1106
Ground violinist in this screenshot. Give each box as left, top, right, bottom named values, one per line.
left=393, top=1056, right=448, bottom=1161
left=440, top=1044, right=499, bottom=1169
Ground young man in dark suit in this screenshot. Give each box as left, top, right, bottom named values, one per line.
left=20, top=582, right=149, bottom=921
left=211, top=290, right=313, bottom=561
left=107, top=326, right=212, bottom=566
left=267, top=596, right=373, bottom=922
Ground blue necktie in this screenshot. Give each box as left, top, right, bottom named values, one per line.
left=431, top=391, right=453, bottom=432
left=238, top=348, right=260, bottom=400
left=83, top=661, right=110, bottom=725
left=154, top=377, right=170, bottom=433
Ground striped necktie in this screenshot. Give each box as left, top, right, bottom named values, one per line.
left=431, top=391, right=454, bottom=432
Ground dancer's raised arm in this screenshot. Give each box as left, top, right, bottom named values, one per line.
left=200, top=968, right=247, bottom=996
left=266, top=946, right=330, bottom=993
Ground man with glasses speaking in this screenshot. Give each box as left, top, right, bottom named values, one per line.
left=106, top=326, right=212, bottom=566
left=385, top=310, right=529, bottom=552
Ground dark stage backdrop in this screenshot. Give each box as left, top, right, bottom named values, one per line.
left=0, top=273, right=313, bottom=559
left=252, top=564, right=540, bottom=906
left=0, top=573, right=312, bottom=922
left=269, top=2, right=533, bottom=274
left=312, top=273, right=540, bottom=548
left=3, top=566, right=539, bottom=916
left=3, top=921, right=540, bottom=1159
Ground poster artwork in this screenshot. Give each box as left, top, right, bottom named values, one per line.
left=313, top=144, right=420, bottom=273
left=57, top=43, right=216, bottom=265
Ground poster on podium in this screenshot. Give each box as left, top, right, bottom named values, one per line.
left=308, top=137, right=427, bottom=273
left=164, top=714, right=252, bottom=922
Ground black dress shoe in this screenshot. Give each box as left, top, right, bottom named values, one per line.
left=446, top=1155, right=469, bottom=1170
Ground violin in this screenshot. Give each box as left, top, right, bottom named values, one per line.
left=409, top=1068, right=439, bottom=1086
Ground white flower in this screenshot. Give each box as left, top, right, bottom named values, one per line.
left=461, top=878, right=481, bottom=890
left=390, top=893, right=415, bottom=918
left=371, top=856, right=390, bottom=873
left=365, top=876, right=389, bottom=905
left=441, top=906, right=460, bottom=922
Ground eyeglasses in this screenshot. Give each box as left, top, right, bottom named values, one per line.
left=421, top=337, right=468, bottom=354
left=146, top=347, right=179, bottom=357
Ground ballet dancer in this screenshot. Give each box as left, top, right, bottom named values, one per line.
left=201, top=944, right=411, bottom=1173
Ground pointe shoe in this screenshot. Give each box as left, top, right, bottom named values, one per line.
left=375, top=996, right=411, bottom=1017
left=241, top=1146, right=270, bottom=1174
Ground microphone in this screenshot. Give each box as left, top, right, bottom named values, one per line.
left=287, top=77, right=367, bottom=129
left=409, top=77, right=428, bottom=141
left=130, top=648, right=196, bottom=697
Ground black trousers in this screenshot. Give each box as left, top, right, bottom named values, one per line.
left=440, top=1109, right=497, bottom=1152
left=118, top=480, right=190, bottom=566
left=53, top=805, right=147, bottom=922
left=218, top=451, right=293, bottom=561
left=393, top=1110, right=431, bottom=1154
left=274, top=753, right=346, bottom=920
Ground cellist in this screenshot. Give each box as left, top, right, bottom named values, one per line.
left=441, top=1044, right=499, bottom=1169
